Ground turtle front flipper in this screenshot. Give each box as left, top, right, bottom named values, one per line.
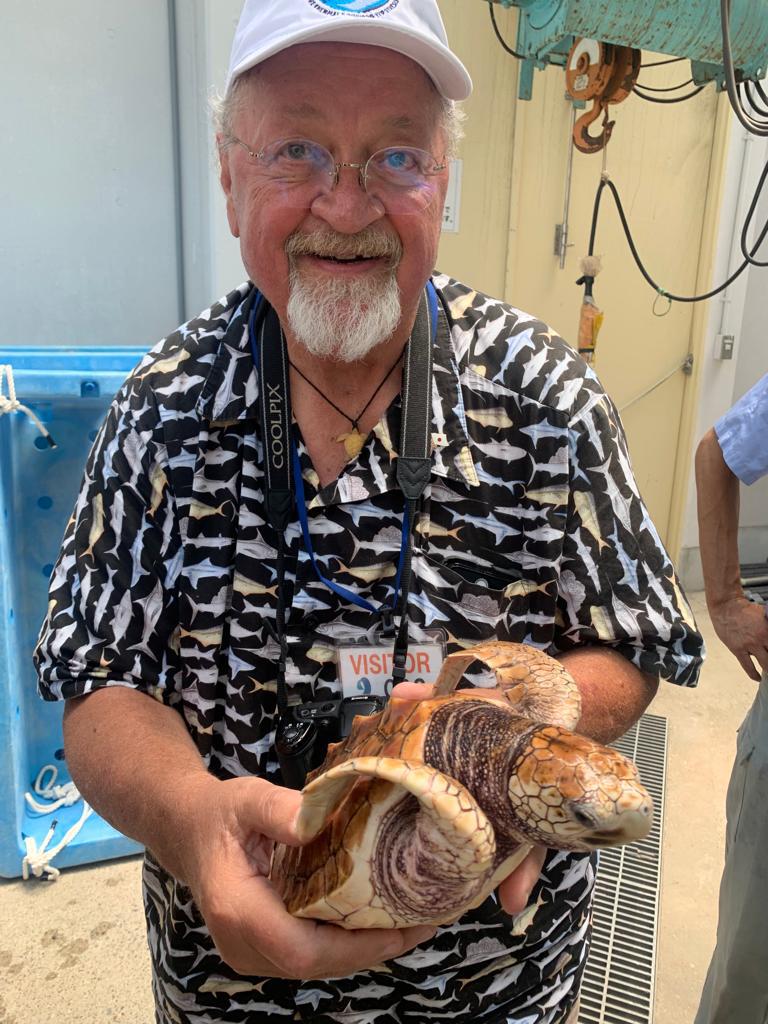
left=434, top=641, right=581, bottom=730
left=299, top=757, right=496, bottom=872
left=280, top=757, right=497, bottom=928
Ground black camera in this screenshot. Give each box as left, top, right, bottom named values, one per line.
left=275, top=695, right=387, bottom=790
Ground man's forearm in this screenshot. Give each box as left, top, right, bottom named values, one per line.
left=63, top=687, right=220, bottom=882
left=695, top=426, right=768, bottom=679
left=559, top=647, right=658, bottom=745
left=695, top=427, right=742, bottom=611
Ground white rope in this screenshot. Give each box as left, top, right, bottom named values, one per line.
left=22, top=765, right=93, bottom=881
left=0, top=363, right=56, bottom=447
left=22, top=804, right=93, bottom=881
left=24, top=764, right=82, bottom=813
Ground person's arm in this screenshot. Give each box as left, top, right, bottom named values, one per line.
left=559, top=646, right=658, bottom=744
left=63, top=687, right=436, bottom=979
left=695, top=427, right=768, bottom=681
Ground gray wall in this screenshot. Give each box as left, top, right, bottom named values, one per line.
left=1, top=1, right=183, bottom=348
left=678, top=128, right=768, bottom=589
left=174, top=0, right=246, bottom=310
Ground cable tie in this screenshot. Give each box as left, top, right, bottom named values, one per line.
left=653, top=290, right=673, bottom=317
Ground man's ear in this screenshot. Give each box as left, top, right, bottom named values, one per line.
left=217, top=135, right=240, bottom=239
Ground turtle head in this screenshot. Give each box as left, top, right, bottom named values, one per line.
left=505, top=726, right=653, bottom=851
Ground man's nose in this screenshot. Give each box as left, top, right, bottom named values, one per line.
left=310, top=165, right=386, bottom=233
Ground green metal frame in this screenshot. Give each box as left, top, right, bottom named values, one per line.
left=491, top=0, right=768, bottom=99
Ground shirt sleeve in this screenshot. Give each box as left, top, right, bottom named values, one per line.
left=555, top=390, right=704, bottom=687
left=34, top=379, right=183, bottom=704
left=714, top=372, right=768, bottom=485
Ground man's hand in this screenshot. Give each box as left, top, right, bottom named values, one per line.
left=390, top=680, right=547, bottom=916
left=179, top=773, right=436, bottom=979
left=63, top=689, right=433, bottom=981
left=496, top=845, right=548, bottom=914
left=709, top=595, right=768, bottom=682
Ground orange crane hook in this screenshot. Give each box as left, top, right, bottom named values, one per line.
left=566, top=39, right=641, bottom=154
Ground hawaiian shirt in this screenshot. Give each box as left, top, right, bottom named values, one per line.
left=35, top=274, right=703, bottom=1024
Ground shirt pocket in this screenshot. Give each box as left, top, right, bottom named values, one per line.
left=409, top=547, right=559, bottom=652
left=725, top=711, right=759, bottom=853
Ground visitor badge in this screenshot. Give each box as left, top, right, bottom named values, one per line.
left=336, top=637, right=446, bottom=699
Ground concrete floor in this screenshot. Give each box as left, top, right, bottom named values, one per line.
left=0, top=592, right=756, bottom=1024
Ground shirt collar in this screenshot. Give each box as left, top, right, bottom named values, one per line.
left=196, top=284, right=259, bottom=425
left=195, top=281, right=479, bottom=489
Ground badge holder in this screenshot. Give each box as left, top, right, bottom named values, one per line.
left=335, top=625, right=447, bottom=700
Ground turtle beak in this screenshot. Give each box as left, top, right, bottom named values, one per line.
left=572, top=794, right=654, bottom=849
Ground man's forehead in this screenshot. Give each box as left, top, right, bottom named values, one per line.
left=277, top=101, right=424, bottom=133
left=237, top=44, right=441, bottom=133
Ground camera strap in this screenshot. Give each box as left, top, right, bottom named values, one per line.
left=391, top=282, right=436, bottom=683
left=255, top=299, right=293, bottom=712
left=251, top=282, right=437, bottom=706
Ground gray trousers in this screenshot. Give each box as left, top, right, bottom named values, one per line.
left=694, top=673, right=768, bottom=1024
left=562, top=999, right=580, bottom=1024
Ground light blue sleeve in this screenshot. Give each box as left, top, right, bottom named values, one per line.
left=714, top=372, right=768, bottom=485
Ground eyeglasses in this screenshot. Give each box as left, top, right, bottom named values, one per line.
left=226, top=136, right=447, bottom=212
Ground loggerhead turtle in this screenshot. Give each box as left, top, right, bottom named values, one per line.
left=271, top=641, right=653, bottom=929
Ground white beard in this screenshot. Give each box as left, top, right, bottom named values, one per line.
left=286, top=267, right=402, bottom=363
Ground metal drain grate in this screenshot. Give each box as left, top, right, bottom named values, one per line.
left=578, top=713, right=668, bottom=1024
left=740, top=560, right=768, bottom=603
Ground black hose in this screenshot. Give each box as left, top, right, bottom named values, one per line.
left=744, top=81, right=768, bottom=118
left=640, top=56, right=686, bottom=69
left=635, top=78, right=695, bottom=93
left=739, top=160, right=768, bottom=267
left=721, top=0, right=768, bottom=136
left=634, top=85, right=705, bottom=103
left=487, top=1, right=524, bottom=59
left=588, top=177, right=762, bottom=304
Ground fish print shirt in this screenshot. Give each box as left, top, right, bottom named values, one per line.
left=35, top=275, right=703, bottom=1024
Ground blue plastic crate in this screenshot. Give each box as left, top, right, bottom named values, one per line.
left=0, top=346, right=148, bottom=878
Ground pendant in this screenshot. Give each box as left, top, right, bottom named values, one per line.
left=336, top=428, right=365, bottom=460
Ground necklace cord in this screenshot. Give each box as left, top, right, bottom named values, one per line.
left=287, top=344, right=404, bottom=431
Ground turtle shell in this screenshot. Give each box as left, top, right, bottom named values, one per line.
left=270, top=641, right=653, bottom=929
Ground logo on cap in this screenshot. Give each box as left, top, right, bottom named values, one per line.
left=309, top=0, right=398, bottom=14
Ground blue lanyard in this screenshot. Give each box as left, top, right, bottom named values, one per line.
left=291, top=443, right=409, bottom=615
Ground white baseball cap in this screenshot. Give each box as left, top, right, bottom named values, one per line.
left=225, top=0, right=472, bottom=100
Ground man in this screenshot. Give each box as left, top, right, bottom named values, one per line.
left=34, top=1, right=703, bottom=1022
left=694, top=371, right=768, bottom=1024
